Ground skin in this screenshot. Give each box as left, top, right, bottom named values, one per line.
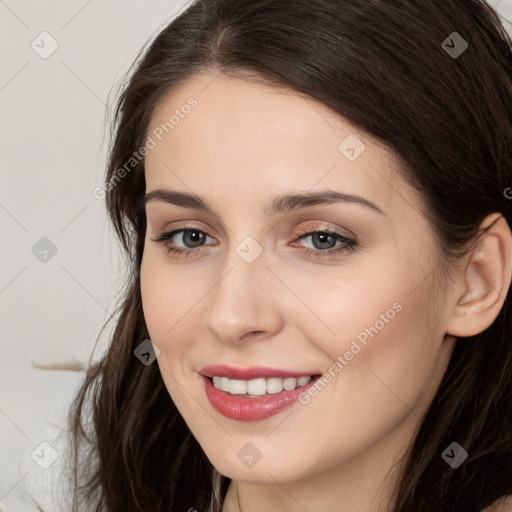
left=139, top=71, right=511, bottom=512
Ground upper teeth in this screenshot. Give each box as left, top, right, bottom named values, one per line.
left=212, top=376, right=312, bottom=396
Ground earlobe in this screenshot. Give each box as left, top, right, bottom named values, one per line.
left=447, top=213, right=512, bottom=338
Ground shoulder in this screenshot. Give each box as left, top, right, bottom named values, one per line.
left=482, top=495, right=512, bottom=512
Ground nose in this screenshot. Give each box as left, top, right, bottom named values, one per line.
left=203, top=247, right=284, bottom=345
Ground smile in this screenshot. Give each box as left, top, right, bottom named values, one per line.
left=199, top=365, right=322, bottom=421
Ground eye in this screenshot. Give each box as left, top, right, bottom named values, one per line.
left=292, top=226, right=357, bottom=258
left=151, top=228, right=215, bottom=258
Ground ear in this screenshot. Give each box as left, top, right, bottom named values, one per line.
left=446, top=213, right=512, bottom=338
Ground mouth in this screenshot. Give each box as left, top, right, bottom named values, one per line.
left=198, top=365, right=322, bottom=421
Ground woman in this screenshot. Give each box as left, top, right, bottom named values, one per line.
left=65, top=0, right=512, bottom=510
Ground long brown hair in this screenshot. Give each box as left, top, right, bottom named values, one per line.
left=65, top=1, right=512, bottom=510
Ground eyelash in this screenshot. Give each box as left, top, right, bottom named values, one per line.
left=151, top=225, right=357, bottom=260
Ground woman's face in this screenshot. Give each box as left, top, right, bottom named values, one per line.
left=140, top=71, right=456, bottom=486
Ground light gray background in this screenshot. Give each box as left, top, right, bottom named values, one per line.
left=0, top=0, right=511, bottom=507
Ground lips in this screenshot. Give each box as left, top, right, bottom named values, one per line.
left=198, top=365, right=322, bottom=421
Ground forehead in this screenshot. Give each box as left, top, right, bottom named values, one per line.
left=144, top=72, right=422, bottom=222
left=147, top=73, right=347, bottom=160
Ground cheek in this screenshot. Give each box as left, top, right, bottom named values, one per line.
left=140, top=251, right=201, bottom=348
left=289, top=267, right=441, bottom=438
left=311, top=266, right=440, bottom=396
left=140, top=256, right=168, bottom=341
left=140, top=254, right=199, bottom=412
left=288, top=264, right=410, bottom=360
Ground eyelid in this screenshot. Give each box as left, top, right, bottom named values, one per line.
left=151, top=220, right=215, bottom=238
left=294, top=222, right=356, bottom=240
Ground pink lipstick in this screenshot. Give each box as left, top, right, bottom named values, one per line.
left=199, top=365, right=321, bottom=421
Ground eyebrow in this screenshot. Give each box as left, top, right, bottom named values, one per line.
left=144, top=189, right=385, bottom=216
